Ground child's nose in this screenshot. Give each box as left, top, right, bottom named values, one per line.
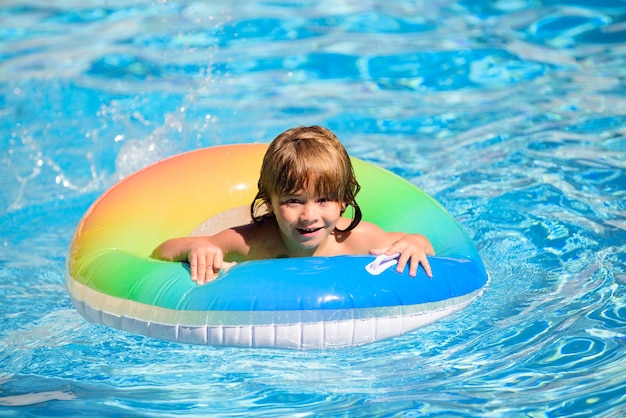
left=301, top=202, right=318, bottom=220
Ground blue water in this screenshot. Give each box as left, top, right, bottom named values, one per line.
left=1, top=0, right=626, bottom=416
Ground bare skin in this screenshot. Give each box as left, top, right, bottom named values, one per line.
left=151, top=191, right=435, bottom=284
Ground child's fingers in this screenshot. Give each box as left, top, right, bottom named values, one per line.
left=408, top=255, right=419, bottom=277
left=395, top=251, right=411, bottom=275
left=190, top=252, right=202, bottom=283
left=211, top=254, right=221, bottom=275
left=189, top=249, right=223, bottom=285
left=196, top=255, right=208, bottom=284
left=203, top=250, right=225, bottom=284
left=391, top=247, right=433, bottom=278
left=371, top=244, right=434, bottom=277
left=411, top=254, right=432, bottom=278
left=421, top=255, right=433, bottom=278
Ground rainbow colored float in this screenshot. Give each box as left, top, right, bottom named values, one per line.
left=66, top=144, right=488, bottom=349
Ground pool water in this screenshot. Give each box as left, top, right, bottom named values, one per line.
left=2, top=0, right=626, bottom=416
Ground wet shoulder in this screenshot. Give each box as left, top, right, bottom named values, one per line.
left=231, top=218, right=285, bottom=260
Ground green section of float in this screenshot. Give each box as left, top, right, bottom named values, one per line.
left=73, top=250, right=194, bottom=309
left=351, top=158, right=478, bottom=260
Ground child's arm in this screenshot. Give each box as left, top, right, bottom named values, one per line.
left=369, top=233, right=435, bottom=278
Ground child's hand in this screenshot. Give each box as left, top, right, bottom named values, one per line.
left=187, top=243, right=236, bottom=285
left=369, top=234, right=435, bottom=278
left=151, top=238, right=235, bottom=285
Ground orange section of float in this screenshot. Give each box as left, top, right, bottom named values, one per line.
left=69, top=144, right=267, bottom=273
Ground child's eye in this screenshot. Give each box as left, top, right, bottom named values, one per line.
left=318, top=197, right=336, bottom=205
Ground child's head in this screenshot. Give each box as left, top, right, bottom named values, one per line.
left=251, top=125, right=362, bottom=232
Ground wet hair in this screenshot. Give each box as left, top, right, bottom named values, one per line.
left=250, top=125, right=362, bottom=233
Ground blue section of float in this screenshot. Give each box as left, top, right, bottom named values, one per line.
left=181, top=255, right=487, bottom=311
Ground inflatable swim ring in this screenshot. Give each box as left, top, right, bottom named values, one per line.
left=66, top=144, right=488, bottom=349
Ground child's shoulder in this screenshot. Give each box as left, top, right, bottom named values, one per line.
left=333, top=219, right=386, bottom=252
left=351, top=219, right=384, bottom=234
left=227, top=218, right=283, bottom=259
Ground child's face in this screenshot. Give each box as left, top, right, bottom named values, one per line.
left=269, top=190, right=343, bottom=256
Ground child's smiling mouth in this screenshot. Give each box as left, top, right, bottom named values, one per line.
left=296, top=226, right=323, bottom=235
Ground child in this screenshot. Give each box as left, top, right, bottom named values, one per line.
left=151, top=125, right=435, bottom=284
